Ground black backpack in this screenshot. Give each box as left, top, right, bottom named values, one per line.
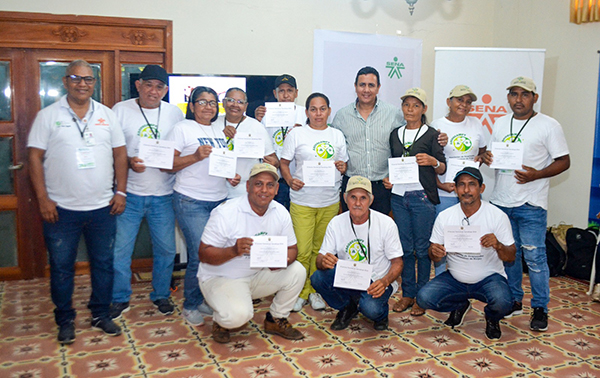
left=564, top=227, right=598, bottom=280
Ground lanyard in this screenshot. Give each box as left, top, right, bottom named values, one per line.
left=224, top=116, right=245, bottom=143
left=509, top=112, right=535, bottom=143
left=280, top=126, right=289, bottom=141
left=401, top=125, right=423, bottom=157
left=69, top=101, right=95, bottom=140
left=138, top=101, right=160, bottom=139
left=350, top=212, right=371, bottom=264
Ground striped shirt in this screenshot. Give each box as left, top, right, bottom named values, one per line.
left=331, top=99, right=404, bottom=181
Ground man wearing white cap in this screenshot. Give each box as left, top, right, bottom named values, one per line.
left=198, top=163, right=306, bottom=344
left=482, top=76, right=570, bottom=332
left=311, top=176, right=403, bottom=331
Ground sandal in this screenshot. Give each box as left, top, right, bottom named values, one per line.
left=410, top=303, right=426, bottom=317
left=393, top=297, right=415, bottom=312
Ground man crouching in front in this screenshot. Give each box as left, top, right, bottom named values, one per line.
left=198, top=163, right=306, bottom=343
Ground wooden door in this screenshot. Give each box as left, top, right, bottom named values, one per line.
left=0, top=12, right=172, bottom=280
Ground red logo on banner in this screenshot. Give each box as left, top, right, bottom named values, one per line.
left=469, top=94, right=508, bottom=134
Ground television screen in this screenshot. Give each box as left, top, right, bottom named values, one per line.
left=167, top=75, right=246, bottom=115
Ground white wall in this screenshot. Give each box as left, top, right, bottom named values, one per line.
left=2, top=0, right=598, bottom=226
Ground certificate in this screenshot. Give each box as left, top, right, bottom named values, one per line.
left=209, top=149, right=237, bottom=178
left=444, top=159, right=479, bottom=183
left=302, top=161, right=336, bottom=187
left=444, top=225, right=481, bottom=253
left=138, top=138, right=175, bottom=169
left=333, top=259, right=373, bottom=291
left=263, top=102, right=296, bottom=127
left=234, top=133, right=265, bottom=159
left=489, top=142, right=524, bottom=170
left=388, top=157, right=419, bottom=184
left=249, top=236, right=288, bottom=268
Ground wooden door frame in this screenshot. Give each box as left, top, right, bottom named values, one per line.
left=0, top=11, right=172, bottom=280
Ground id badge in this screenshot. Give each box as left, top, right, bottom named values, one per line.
left=76, top=147, right=96, bottom=169
left=84, top=131, right=96, bottom=146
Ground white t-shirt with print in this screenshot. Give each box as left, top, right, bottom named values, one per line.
left=319, top=210, right=403, bottom=292
left=27, top=96, right=126, bottom=211
left=112, top=99, right=184, bottom=196
left=169, top=119, right=229, bottom=201
left=281, top=124, right=348, bottom=208
left=431, top=201, right=514, bottom=284
left=220, top=115, right=275, bottom=199
left=489, top=113, right=569, bottom=210
left=199, top=195, right=297, bottom=281
left=431, top=116, right=488, bottom=198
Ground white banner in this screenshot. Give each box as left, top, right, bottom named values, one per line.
left=433, top=47, right=545, bottom=196
left=313, top=29, right=422, bottom=118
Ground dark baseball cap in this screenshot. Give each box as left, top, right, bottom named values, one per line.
left=139, top=65, right=168, bottom=84
left=453, top=167, right=483, bottom=185
left=274, top=74, right=297, bottom=89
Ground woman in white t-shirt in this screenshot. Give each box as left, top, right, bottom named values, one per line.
left=280, top=93, right=348, bottom=313
left=431, top=85, right=487, bottom=275
left=170, top=86, right=241, bottom=326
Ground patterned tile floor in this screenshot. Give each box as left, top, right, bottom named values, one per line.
left=1, top=275, right=599, bottom=378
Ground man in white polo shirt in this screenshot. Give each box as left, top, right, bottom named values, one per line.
left=111, top=65, right=184, bottom=319
left=28, top=59, right=128, bottom=344
left=198, top=163, right=306, bottom=343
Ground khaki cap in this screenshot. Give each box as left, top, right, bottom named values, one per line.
left=401, top=87, right=427, bottom=105
left=249, top=163, right=279, bottom=181
left=448, top=85, right=477, bottom=102
left=507, top=76, right=537, bottom=93
left=345, top=176, right=372, bottom=195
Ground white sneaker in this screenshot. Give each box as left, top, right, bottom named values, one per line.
left=197, top=302, right=213, bottom=317
left=183, top=308, right=204, bottom=326
left=292, top=297, right=307, bottom=312
left=309, top=293, right=327, bottom=311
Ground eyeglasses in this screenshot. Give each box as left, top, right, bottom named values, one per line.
left=195, top=100, right=218, bottom=107
left=65, top=75, right=96, bottom=84
left=223, top=97, right=247, bottom=105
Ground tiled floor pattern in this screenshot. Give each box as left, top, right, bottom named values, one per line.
left=1, top=275, right=599, bottom=378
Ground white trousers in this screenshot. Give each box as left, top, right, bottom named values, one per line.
left=199, top=261, right=306, bottom=329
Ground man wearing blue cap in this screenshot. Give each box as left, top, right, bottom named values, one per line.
left=416, top=167, right=515, bottom=340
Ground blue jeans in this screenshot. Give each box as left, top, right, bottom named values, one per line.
left=311, top=267, right=392, bottom=322
left=495, top=203, right=549, bottom=311
left=173, top=191, right=224, bottom=310
left=416, top=271, right=513, bottom=321
left=391, top=191, right=436, bottom=298
left=113, top=193, right=176, bottom=303
left=434, top=196, right=459, bottom=276
left=274, top=178, right=290, bottom=210
left=44, top=206, right=115, bottom=326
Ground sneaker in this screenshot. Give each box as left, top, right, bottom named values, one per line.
left=153, top=298, right=174, bottom=316
left=264, top=312, right=304, bottom=340
left=530, top=307, right=548, bottom=332
left=504, top=301, right=523, bottom=318
left=292, top=297, right=307, bottom=312
left=212, top=322, right=230, bottom=343
left=444, top=301, right=471, bottom=328
left=57, top=321, right=76, bottom=344
left=197, top=302, right=213, bottom=317
left=110, top=302, right=130, bottom=320
left=330, top=299, right=359, bottom=331
left=485, top=316, right=502, bottom=340
left=183, top=308, right=205, bottom=326
left=91, top=317, right=122, bottom=336
left=373, top=317, right=389, bottom=331
left=309, top=293, right=327, bottom=311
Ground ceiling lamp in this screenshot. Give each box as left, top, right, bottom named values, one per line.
left=405, top=0, right=419, bottom=15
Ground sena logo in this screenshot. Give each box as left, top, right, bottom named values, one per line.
left=95, top=118, right=109, bottom=126
left=468, top=94, right=507, bottom=134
